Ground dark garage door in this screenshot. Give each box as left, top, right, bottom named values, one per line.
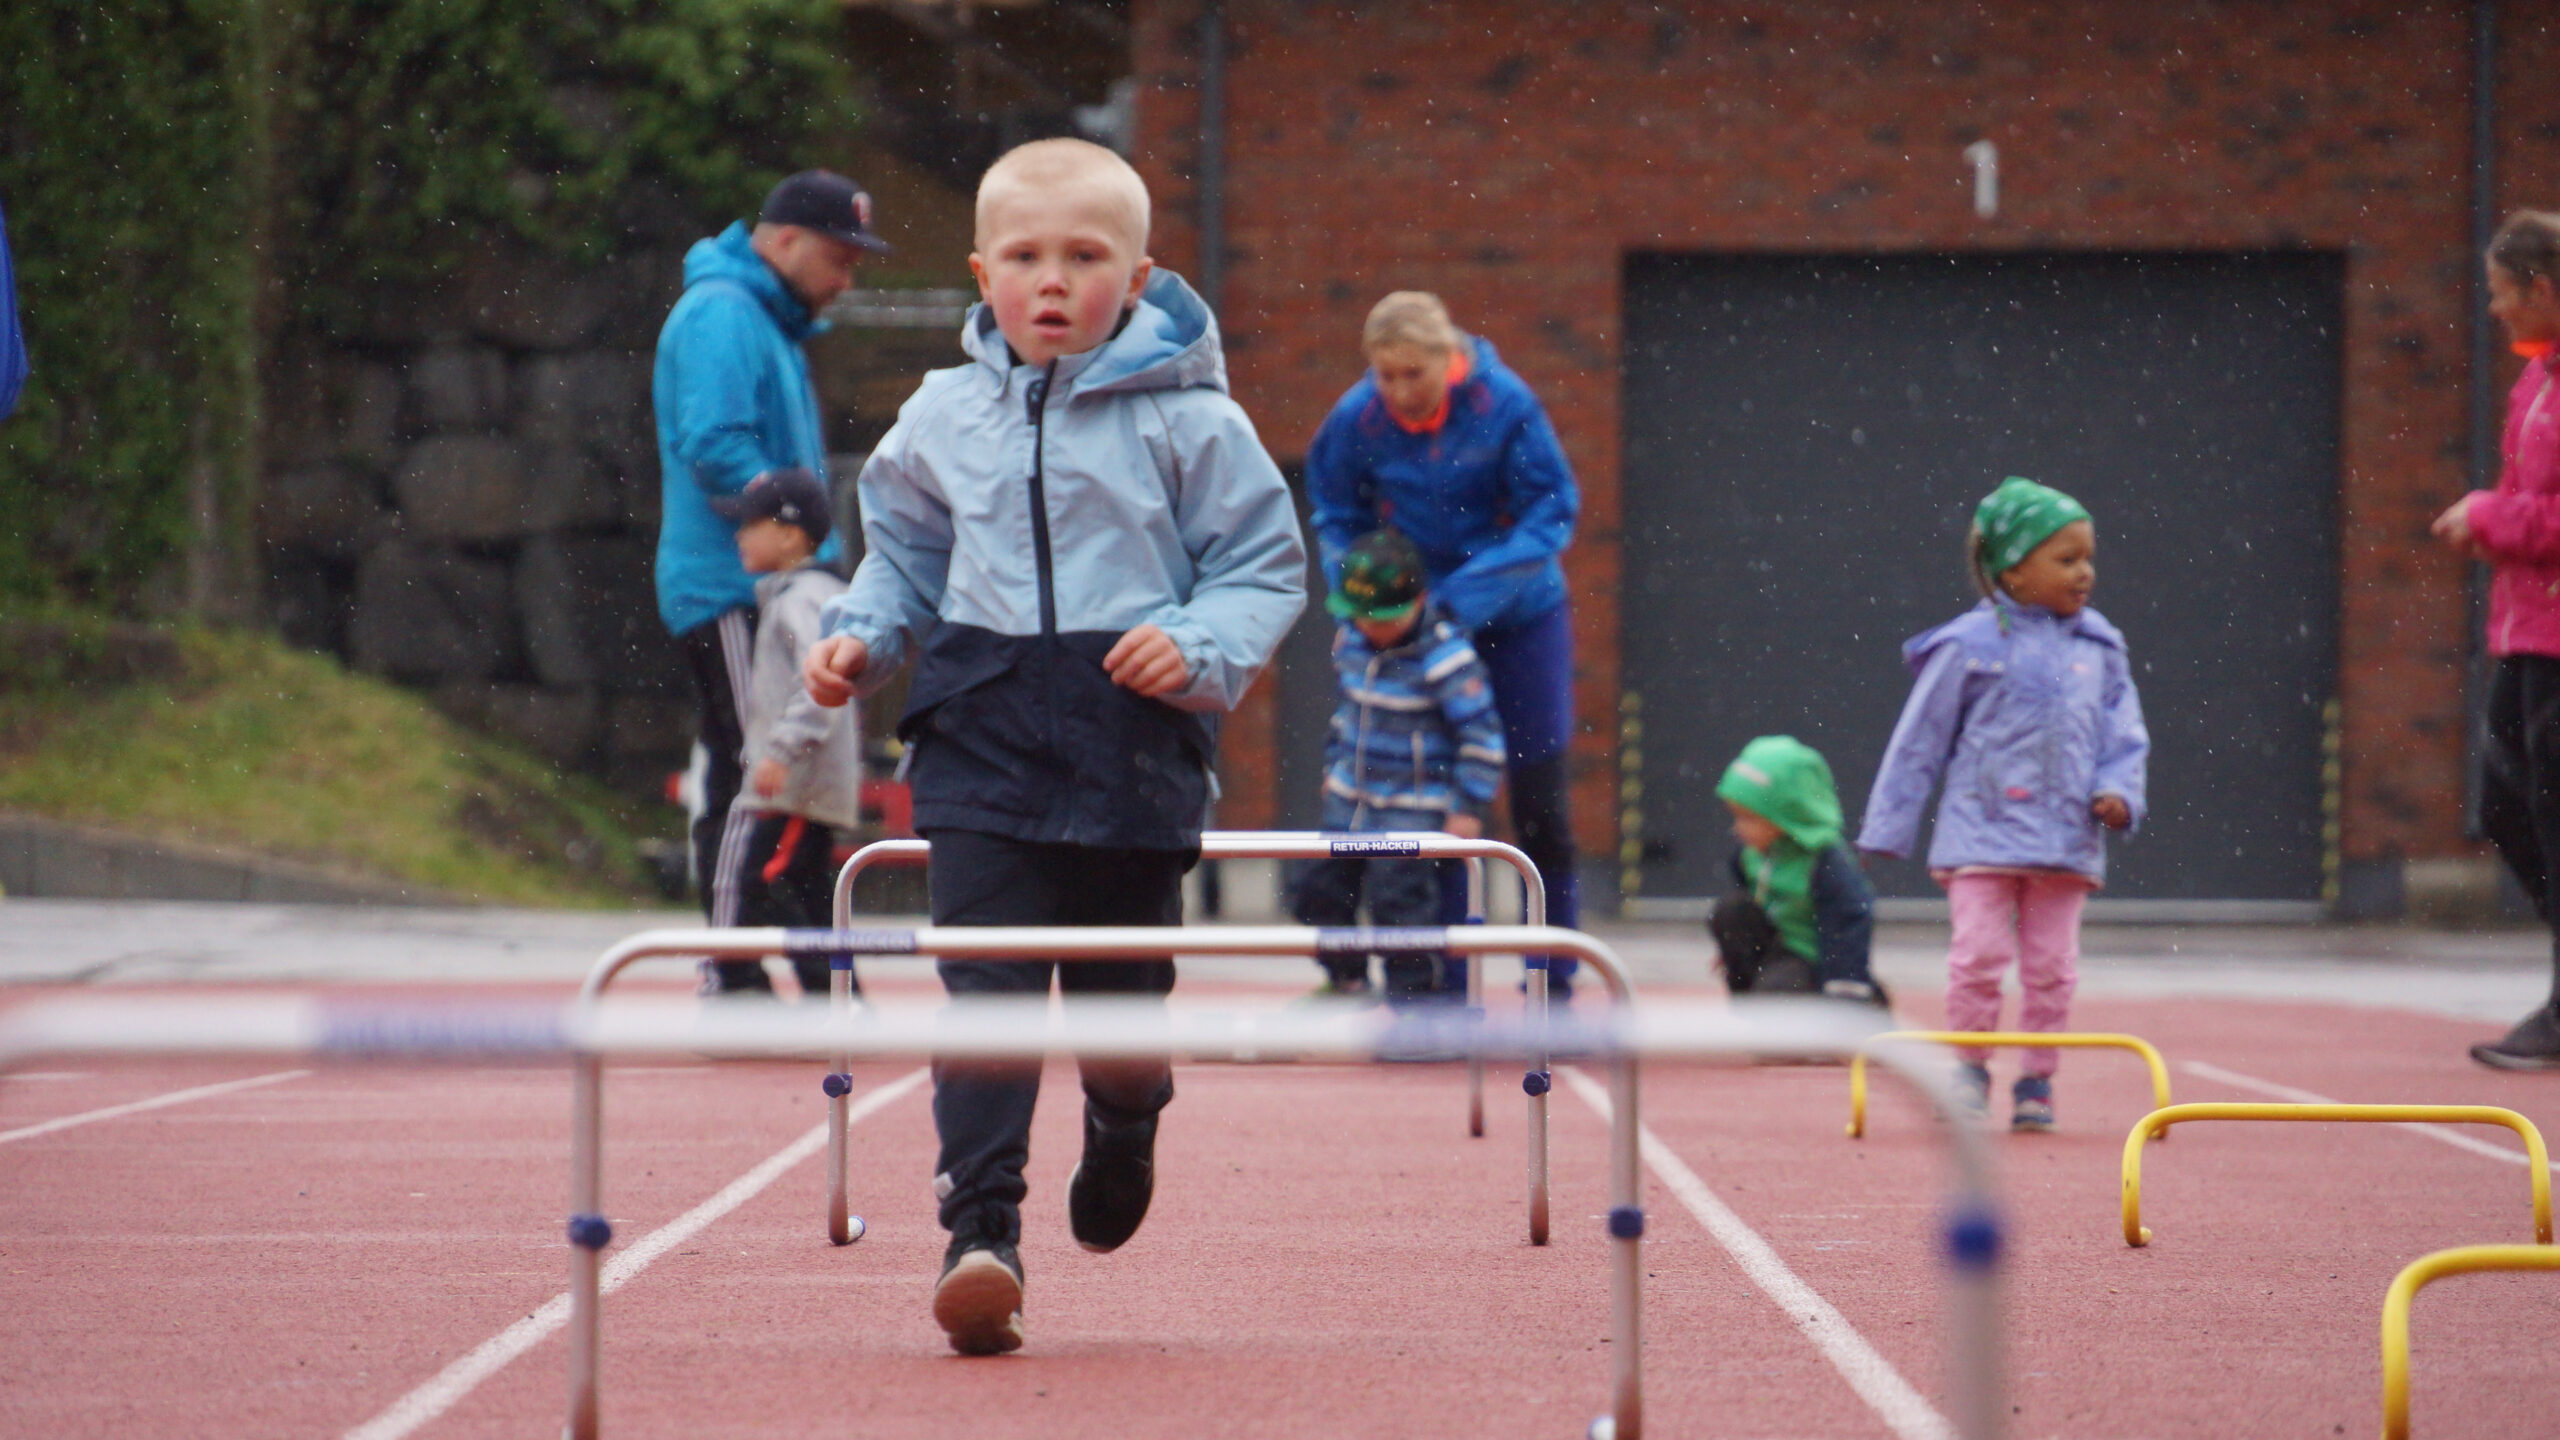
left=1620, top=252, right=2342, bottom=905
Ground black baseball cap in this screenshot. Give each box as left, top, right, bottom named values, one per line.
left=759, top=170, right=892, bottom=254
left=1329, top=529, right=1427, bottom=620
left=711, top=467, right=833, bottom=546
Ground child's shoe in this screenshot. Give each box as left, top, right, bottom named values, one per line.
left=1952, top=1062, right=1991, bottom=1121
left=1821, top=977, right=1893, bottom=1009
left=697, top=960, right=775, bottom=998
left=1067, top=1107, right=1157, bottom=1253
left=1301, top=972, right=1376, bottom=1005
left=2011, top=1075, right=2056, bottom=1133
left=933, top=1236, right=1025, bottom=1355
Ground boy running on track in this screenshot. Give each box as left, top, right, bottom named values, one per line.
left=706, top=468, right=864, bottom=1000
left=800, top=138, right=1306, bottom=1355
left=1858, top=478, right=2149, bottom=1132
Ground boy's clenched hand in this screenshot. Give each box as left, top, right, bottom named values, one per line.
left=2091, top=793, right=2132, bottom=830
left=1104, top=624, right=1189, bottom=697
left=802, top=636, right=869, bottom=707
left=1443, top=813, right=1484, bottom=840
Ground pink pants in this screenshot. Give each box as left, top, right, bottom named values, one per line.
left=1944, top=871, right=2088, bottom=1078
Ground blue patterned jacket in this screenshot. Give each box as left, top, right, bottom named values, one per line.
left=1320, top=603, right=1507, bottom=818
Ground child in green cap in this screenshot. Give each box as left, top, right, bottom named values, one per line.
left=1711, top=735, right=1887, bottom=1004
left=1290, top=528, right=1507, bottom=1005
left=1857, top=477, right=2150, bottom=1133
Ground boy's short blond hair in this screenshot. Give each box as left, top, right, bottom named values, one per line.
left=975, top=138, right=1151, bottom=254
left=1362, top=291, right=1462, bottom=357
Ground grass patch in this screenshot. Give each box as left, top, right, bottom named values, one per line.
left=0, top=612, right=666, bottom=906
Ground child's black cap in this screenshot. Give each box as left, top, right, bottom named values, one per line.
left=1329, top=528, right=1426, bottom=620
left=712, top=467, right=832, bottom=546
left=760, top=170, right=893, bottom=254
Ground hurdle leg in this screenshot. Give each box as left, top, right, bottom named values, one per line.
left=1945, top=1204, right=2004, bottom=1440
left=825, top=956, right=860, bottom=1245
left=1598, top=1050, right=1644, bottom=1440
left=1465, top=858, right=1485, bottom=1139
left=1526, top=863, right=1552, bottom=1247
left=1846, top=1051, right=1870, bottom=1138
left=565, top=1051, right=608, bottom=1440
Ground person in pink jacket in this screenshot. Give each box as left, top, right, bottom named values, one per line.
left=2433, top=209, right=2560, bottom=1068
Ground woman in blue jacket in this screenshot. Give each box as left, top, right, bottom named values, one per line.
left=1305, top=292, right=1584, bottom=990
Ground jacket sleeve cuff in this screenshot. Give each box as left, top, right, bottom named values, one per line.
left=2469, top=490, right=2518, bottom=552
left=1144, top=606, right=1235, bottom=712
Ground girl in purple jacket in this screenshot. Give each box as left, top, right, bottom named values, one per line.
left=1858, top=478, right=2150, bottom=1131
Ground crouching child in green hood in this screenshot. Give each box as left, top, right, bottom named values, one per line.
left=1710, top=736, right=1887, bottom=1005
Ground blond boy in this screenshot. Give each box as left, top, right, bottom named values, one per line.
left=802, top=139, right=1305, bottom=1355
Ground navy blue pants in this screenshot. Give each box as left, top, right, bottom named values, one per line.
left=1441, top=603, right=1582, bottom=983
left=925, top=828, right=1189, bottom=1245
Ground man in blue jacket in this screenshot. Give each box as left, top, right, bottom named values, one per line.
left=653, top=171, right=879, bottom=946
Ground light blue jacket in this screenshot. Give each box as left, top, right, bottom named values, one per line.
left=822, top=269, right=1306, bottom=715
left=1857, top=598, right=2150, bottom=884
left=651, top=223, right=842, bottom=635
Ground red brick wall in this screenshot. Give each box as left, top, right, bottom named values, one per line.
left=1135, top=0, right=2560, bottom=877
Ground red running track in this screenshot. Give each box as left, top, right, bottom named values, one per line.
left=5, top=977, right=2560, bottom=1438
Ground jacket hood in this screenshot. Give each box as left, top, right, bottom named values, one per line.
left=1715, top=735, right=1844, bottom=852
left=683, top=222, right=821, bottom=341
left=959, top=267, right=1228, bottom=396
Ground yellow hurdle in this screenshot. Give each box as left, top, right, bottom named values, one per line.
left=2380, top=1243, right=2560, bottom=1439
left=1846, top=1031, right=2172, bottom=1139
left=2119, top=1103, right=2554, bottom=1248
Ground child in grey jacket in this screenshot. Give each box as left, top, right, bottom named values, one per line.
left=706, top=468, right=864, bottom=999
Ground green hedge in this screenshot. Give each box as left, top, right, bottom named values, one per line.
left=0, top=0, right=855, bottom=612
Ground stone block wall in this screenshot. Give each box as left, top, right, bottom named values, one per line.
left=259, top=240, right=696, bottom=790
left=255, top=208, right=977, bottom=798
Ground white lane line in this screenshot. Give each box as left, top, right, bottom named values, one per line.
left=2180, top=1059, right=2557, bottom=1172
left=1562, top=1066, right=1952, bottom=1440
left=341, top=1065, right=929, bottom=1440
left=0, top=1069, right=311, bottom=1145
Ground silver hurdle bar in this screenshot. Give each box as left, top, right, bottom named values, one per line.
left=819, top=832, right=1556, bottom=1245
left=0, top=949, right=2002, bottom=1440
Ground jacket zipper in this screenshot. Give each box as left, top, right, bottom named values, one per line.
left=1352, top=651, right=1382, bottom=804
left=1026, top=360, right=1062, bottom=760
left=1026, top=360, right=1060, bottom=639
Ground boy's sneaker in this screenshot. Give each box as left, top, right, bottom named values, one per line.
left=1821, top=978, right=1894, bottom=1009
left=1300, top=973, right=1377, bottom=1006
left=1952, top=1062, right=1991, bottom=1121
left=933, top=1238, right=1025, bottom=1355
left=697, top=960, right=775, bottom=999
left=2011, top=1075, right=2056, bottom=1133
left=1067, top=1110, right=1157, bottom=1254
left=2471, top=1005, right=2560, bottom=1071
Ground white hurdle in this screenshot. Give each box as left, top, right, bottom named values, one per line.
left=817, top=832, right=1556, bottom=1244
left=0, top=930, right=2004, bottom=1440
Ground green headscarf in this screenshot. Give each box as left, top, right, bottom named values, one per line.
left=1971, top=476, right=2092, bottom=590
left=1714, top=736, right=1844, bottom=964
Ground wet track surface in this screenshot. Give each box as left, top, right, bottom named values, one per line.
left=5, top=907, right=2559, bottom=1436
